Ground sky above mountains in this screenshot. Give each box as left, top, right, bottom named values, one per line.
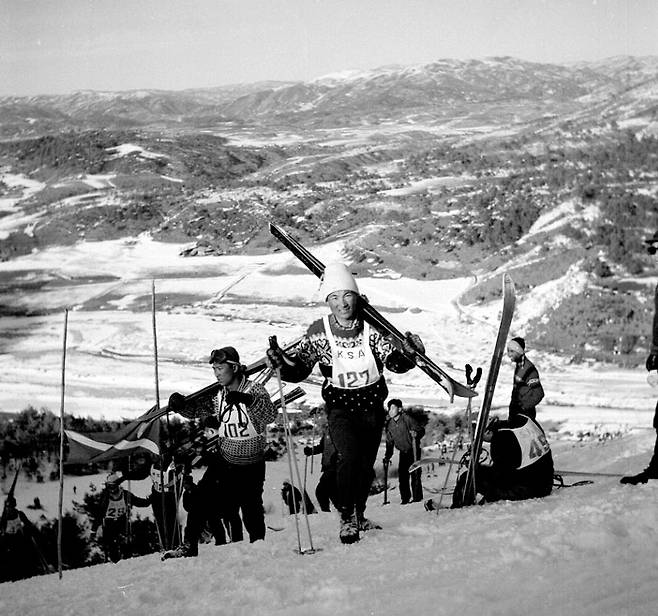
left=2, top=0, right=658, bottom=97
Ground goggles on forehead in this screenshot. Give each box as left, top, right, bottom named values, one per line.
left=209, top=349, right=240, bottom=365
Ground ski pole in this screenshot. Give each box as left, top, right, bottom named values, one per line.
left=309, top=414, right=317, bottom=475
left=269, top=336, right=316, bottom=554
left=456, top=364, right=482, bottom=507
left=383, top=460, right=390, bottom=505
left=303, top=453, right=309, bottom=501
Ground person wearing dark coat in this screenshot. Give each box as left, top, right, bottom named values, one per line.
left=95, top=472, right=150, bottom=563
left=383, top=399, right=424, bottom=504
left=304, top=431, right=338, bottom=512
left=452, top=413, right=554, bottom=507
left=621, top=237, right=658, bottom=485
left=0, top=495, right=51, bottom=581
left=507, top=337, right=544, bottom=420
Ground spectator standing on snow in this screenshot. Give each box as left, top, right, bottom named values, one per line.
left=383, top=399, right=424, bottom=504
left=621, top=232, right=658, bottom=485
left=166, top=345, right=277, bottom=557
left=507, top=337, right=544, bottom=420
left=95, top=472, right=150, bottom=563
left=149, top=459, right=180, bottom=550
left=0, top=494, right=51, bottom=581
left=266, top=262, right=425, bottom=544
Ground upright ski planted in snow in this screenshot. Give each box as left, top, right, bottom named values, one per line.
left=460, top=273, right=516, bottom=506
left=269, top=222, right=475, bottom=401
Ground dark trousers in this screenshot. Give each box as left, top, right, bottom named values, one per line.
left=223, top=459, right=267, bottom=543
left=151, top=489, right=179, bottom=550
left=327, top=405, right=385, bottom=519
left=649, top=401, right=658, bottom=472
left=452, top=459, right=553, bottom=508
left=315, top=469, right=338, bottom=512
left=397, top=447, right=423, bottom=503
left=184, top=464, right=234, bottom=547
left=102, top=518, right=128, bottom=562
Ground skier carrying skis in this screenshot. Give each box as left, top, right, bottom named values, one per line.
left=452, top=413, right=554, bottom=507
left=621, top=231, right=658, bottom=485
left=507, top=337, right=544, bottom=420
left=266, top=262, right=425, bottom=544
left=166, top=345, right=277, bottom=556
left=95, top=472, right=150, bottom=563
left=304, top=428, right=338, bottom=512
left=382, top=399, right=424, bottom=504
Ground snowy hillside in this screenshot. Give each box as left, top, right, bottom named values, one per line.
left=2, top=431, right=658, bottom=616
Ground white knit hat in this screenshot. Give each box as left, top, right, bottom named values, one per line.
left=319, top=262, right=359, bottom=300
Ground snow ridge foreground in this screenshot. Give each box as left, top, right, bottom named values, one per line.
left=2, top=479, right=658, bottom=616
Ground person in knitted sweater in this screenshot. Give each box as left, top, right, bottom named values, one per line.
left=266, top=262, right=425, bottom=545
left=166, top=346, right=277, bottom=556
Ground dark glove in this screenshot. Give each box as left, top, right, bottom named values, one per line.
left=402, top=331, right=425, bottom=356
left=266, top=346, right=293, bottom=370
left=168, top=392, right=186, bottom=413
left=646, top=353, right=658, bottom=372
left=225, top=390, right=254, bottom=407
left=303, top=446, right=313, bottom=456
left=486, top=416, right=500, bottom=431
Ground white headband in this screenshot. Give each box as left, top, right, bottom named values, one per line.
left=507, top=339, right=524, bottom=354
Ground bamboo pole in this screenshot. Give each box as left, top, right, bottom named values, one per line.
left=151, top=280, right=169, bottom=549
left=57, top=309, right=69, bottom=579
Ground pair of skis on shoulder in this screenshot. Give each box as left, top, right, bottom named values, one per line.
left=269, top=222, right=476, bottom=402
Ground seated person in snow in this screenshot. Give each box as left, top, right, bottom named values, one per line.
left=452, top=413, right=554, bottom=508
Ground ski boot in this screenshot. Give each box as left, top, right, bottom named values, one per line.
left=161, top=542, right=198, bottom=560
left=339, top=512, right=360, bottom=545
left=620, top=467, right=658, bottom=485
left=356, top=512, right=381, bottom=531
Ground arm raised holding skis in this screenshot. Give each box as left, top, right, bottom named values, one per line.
left=266, top=262, right=425, bottom=545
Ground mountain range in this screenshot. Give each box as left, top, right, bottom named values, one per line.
left=1, top=56, right=657, bottom=136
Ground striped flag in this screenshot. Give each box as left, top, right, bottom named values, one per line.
left=65, top=413, right=160, bottom=464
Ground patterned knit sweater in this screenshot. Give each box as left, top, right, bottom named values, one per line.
left=179, top=376, right=277, bottom=465
left=280, top=315, right=415, bottom=411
